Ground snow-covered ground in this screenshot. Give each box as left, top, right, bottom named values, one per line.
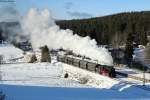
left=0, top=62, right=88, bottom=88
left=0, top=44, right=24, bottom=63
left=0, top=61, right=150, bottom=100
left=1, top=61, right=150, bottom=100
left=1, top=83, right=150, bottom=100
left=63, top=63, right=117, bottom=88
left=0, top=44, right=150, bottom=100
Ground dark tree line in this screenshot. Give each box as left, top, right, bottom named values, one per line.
left=0, top=22, right=22, bottom=43
left=0, top=11, right=149, bottom=46
left=56, top=11, right=150, bottom=46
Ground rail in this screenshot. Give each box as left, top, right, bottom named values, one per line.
left=116, top=71, right=150, bottom=82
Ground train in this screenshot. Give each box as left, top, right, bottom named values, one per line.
left=57, top=55, right=116, bottom=78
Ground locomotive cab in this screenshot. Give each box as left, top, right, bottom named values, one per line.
left=96, top=64, right=116, bottom=78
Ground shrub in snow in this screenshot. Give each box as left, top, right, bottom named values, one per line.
left=29, top=54, right=37, bottom=63
left=40, top=45, right=51, bottom=62
left=64, top=73, right=69, bottom=78
left=0, top=91, right=5, bottom=100
left=79, top=77, right=89, bottom=84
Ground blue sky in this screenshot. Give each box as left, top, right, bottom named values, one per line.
left=1, top=0, right=150, bottom=20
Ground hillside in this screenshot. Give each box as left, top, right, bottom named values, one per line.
left=0, top=22, right=22, bottom=43
left=56, top=11, right=150, bottom=46
left=0, top=11, right=150, bottom=47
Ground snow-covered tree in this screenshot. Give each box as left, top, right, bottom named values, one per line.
left=40, top=45, right=51, bottom=62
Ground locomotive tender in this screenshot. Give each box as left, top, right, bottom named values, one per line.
left=57, top=55, right=116, bottom=78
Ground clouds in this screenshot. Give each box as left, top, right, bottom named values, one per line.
left=66, top=11, right=92, bottom=18
left=64, top=2, right=92, bottom=19
left=0, top=0, right=15, bottom=3
left=64, top=2, right=74, bottom=10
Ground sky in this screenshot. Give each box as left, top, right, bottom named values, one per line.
left=0, top=0, right=150, bottom=21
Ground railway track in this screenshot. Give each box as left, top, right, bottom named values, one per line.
left=115, top=71, right=150, bottom=92
left=65, top=65, right=150, bottom=92
left=114, top=77, right=150, bottom=92
left=116, top=71, right=150, bottom=82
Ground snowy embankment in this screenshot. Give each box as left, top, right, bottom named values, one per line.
left=0, top=44, right=86, bottom=87
left=0, top=44, right=23, bottom=63
left=63, top=63, right=117, bottom=88
left=0, top=44, right=150, bottom=99
left=0, top=62, right=88, bottom=88
left=0, top=54, right=117, bottom=88
left=1, top=61, right=150, bottom=100
left=0, top=44, right=125, bottom=88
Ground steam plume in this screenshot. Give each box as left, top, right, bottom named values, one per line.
left=21, top=8, right=113, bottom=66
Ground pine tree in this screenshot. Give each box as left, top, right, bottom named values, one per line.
left=124, top=33, right=134, bottom=66
left=41, top=45, right=51, bottom=62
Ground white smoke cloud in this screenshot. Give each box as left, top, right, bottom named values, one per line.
left=21, top=8, right=113, bottom=66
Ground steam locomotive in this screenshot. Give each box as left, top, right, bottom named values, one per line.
left=57, top=55, right=116, bottom=78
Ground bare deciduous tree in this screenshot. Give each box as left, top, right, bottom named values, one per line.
left=144, top=46, right=150, bottom=64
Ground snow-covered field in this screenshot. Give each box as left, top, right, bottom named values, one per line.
left=1, top=84, right=150, bottom=100
left=0, top=62, right=150, bottom=100
left=1, top=61, right=150, bottom=100
left=0, top=44, right=23, bottom=63
left=0, top=62, right=88, bottom=88
left=0, top=44, right=150, bottom=100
